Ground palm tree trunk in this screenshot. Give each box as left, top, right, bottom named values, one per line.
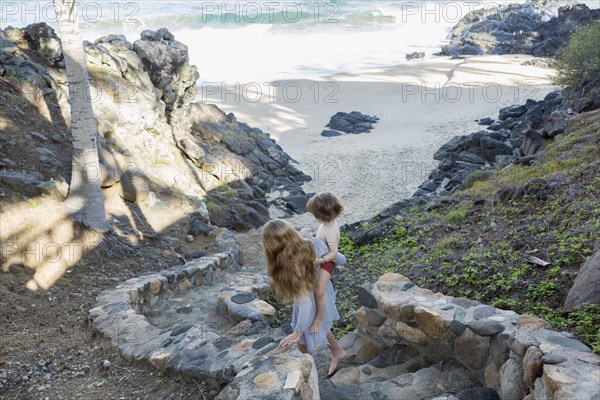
left=53, top=0, right=109, bottom=232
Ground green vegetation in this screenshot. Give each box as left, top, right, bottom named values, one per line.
left=331, top=112, right=599, bottom=351
left=555, top=22, right=600, bottom=108
left=205, top=199, right=228, bottom=220
left=214, top=182, right=237, bottom=198
left=268, top=112, right=599, bottom=352
left=444, top=208, right=468, bottom=225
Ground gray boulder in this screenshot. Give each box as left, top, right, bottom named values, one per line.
left=564, top=251, right=600, bottom=311
left=118, top=170, right=150, bottom=203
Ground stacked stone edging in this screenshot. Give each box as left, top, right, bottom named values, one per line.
left=89, top=251, right=237, bottom=360
left=88, top=242, right=321, bottom=399
left=356, top=273, right=599, bottom=400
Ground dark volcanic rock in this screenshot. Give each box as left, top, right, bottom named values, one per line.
left=325, top=111, right=379, bottom=135
left=188, top=219, right=212, bottom=237
left=321, top=129, right=344, bottom=137
left=406, top=51, right=425, bottom=60
left=439, top=3, right=600, bottom=57
left=456, top=387, right=500, bottom=400
left=499, top=105, right=527, bottom=120
left=478, top=117, right=494, bottom=126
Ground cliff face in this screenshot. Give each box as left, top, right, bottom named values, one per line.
left=0, top=24, right=310, bottom=230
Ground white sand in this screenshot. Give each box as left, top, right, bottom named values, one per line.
left=203, top=55, right=556, bottom=225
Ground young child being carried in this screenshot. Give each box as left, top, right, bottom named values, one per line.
left=301, top=192, right=345, bottom=335
left=263, top=219, right=347, bottom=376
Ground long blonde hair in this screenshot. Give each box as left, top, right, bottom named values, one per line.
left=262, top=219, right=316, bottom=303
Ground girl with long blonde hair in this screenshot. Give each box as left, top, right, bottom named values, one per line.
left=262, top=219, right=347, bottom=376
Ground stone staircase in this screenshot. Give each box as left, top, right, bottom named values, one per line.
left=89, top=233, right=600, bottom=400
left=89, top=232, right=322, bottom=399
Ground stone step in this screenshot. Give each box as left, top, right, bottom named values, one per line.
left=319, top=362, right=481, bottom=400
left=90, top=243, right=322, bottom=399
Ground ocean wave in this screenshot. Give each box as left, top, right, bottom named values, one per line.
left=340, top=11, right=396, bottom=25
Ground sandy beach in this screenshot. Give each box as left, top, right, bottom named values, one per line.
left=203, top=54, right=556, bottom=225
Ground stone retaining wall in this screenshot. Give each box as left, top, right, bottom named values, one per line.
left=356, top=273, right=599, bottom=400
left=89, top=251, right=238, bottom=360
left=88, top=244, right=320, bottom=399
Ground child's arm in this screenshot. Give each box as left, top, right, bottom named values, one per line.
left=315, top=231, right=339, bottom=265
left=309, top=269, right=331, bottom=334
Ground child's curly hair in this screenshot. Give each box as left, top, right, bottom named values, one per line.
left=306, top=192, right=343, bottom=222
left=262, top=219, right=316, bottom=303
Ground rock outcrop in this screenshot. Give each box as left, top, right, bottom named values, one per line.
left=402, top=91, right=568, bottom=204
left=440, top=3, right=600, bottom=57
left=326, top=273, right=600, bottom=400
left=321, top=111, right=379, bottom=136
left=0, top=24, right=310, bottom=230
left=564, top=250, right=600, bottom=311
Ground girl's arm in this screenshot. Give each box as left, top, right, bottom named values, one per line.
left=309, top=269, right=331, bottom=334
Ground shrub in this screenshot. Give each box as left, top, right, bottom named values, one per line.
left=554, top=22, right=600, bottom=111
left=445, top=208, right=467, bottom=225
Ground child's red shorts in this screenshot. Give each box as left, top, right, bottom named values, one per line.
left=320, top=261, right=336, bottom=275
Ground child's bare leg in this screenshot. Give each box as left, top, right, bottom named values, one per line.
left=310, top=270, right=330, bottom=334
left=326, top=331, right=347, bottom=376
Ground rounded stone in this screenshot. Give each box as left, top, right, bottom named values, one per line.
left=118, top=170, right=150, bottom=203
left=391, top=373, right=415, bottom=387
left=455, top=387, right=500, bottom=400
left=357, top=283, right=377, bottom=309
left=170, top=322, right=194, bottom=336
left=253, top=371, right=279, bottom=391
left=523, top=346, right=543, bottom=389
left=466, top=321, right=505, bottom=336
left=517, top=315, right=550, bottom=331
left=251, top=336, right=273, bottom=350
left=252, top=300, right=276, bottom=316
left=541, top=354, right=567, bottom=365
left=231, top=293, right=257, bottom=304
left=473, top=306, right=497, bottom=320
left=545, top=332, right=592, bottom=353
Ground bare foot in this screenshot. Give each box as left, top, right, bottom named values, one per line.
left=327, top=348, right=347, bottom=376
left=309, top=319, right=321, bottom=335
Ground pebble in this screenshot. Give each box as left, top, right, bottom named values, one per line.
left=102, top=359, right=112, bottom=369
left=185, top=235, right=194, bottom=242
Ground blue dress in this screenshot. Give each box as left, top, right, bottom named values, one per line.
left=291, top=238, right=345, bottom=352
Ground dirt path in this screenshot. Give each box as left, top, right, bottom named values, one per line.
left=0, top=242, right=218, bottom=399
